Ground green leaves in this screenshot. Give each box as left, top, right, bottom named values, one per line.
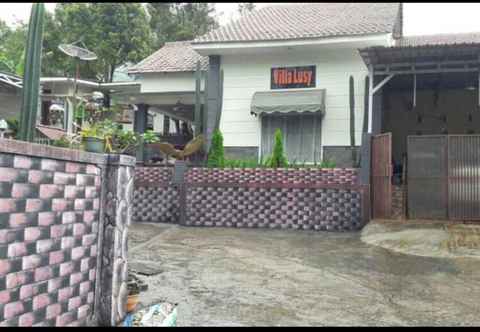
left=265, top=129, right=288, bottom=168
left=39, top=3, right=153, bottom=82
left=207, top=129, right=225, bottom=168
left=147, top=3, right=218, bottom=48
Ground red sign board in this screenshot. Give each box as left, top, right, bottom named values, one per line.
left=271, top=65, right=316, bottom=89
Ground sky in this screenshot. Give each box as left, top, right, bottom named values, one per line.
left=2, top=3, right=480, bottom=36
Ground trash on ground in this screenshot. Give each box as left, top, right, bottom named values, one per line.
left=123, top=302, right=178, bottom=327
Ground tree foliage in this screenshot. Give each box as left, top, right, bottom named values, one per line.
left=1, top=3, right=219, bottom=81
left=0, top=20, right=27, bottom=74
left=1, top=4, right=154, bottom=82
left=265, top=129, right=288, bottom=168
left=207, top=129, right=225, bottom=168
left=238, top=3, right=256, bottom=15
left=48, top=3, right=154, bottom=82
left=147, top=3, right=219, bottom=48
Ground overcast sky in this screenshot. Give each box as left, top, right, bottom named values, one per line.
left=2, top=3, right=480, bottom=36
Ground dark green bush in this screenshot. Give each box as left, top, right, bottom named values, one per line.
left=207, top=129, right=225, bottom=168
left=265, top=128, right=288, bottom=168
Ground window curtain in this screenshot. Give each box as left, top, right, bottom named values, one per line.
left=261, top=113, right=322, bottom=163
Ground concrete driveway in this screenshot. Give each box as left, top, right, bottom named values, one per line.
left=128, top=222, right=480, bottom=326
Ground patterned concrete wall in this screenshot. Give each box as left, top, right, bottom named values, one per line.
left=133, top=168, right=178, bottom=223
left=0, top=139, right=135, bottom=327
left=133, top=166, right=369, bottom=231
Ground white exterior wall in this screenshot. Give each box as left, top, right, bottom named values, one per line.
left=219, top=46, right=378, bottom=154
left=139, top=72, right=205, bottom=94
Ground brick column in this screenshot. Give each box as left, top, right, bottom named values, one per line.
left=95, top=154, right=135, bottom=326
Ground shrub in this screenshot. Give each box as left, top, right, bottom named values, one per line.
left=224, top=158, right=260, bottom=168
left=207, top=129, right=225, bottom=168
left=265, top=128, right=288, bottom=168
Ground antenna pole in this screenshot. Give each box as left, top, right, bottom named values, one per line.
left=72, top=58, right=79, bottom=133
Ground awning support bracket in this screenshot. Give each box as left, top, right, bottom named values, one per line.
left=372, top=74, right=395, bottom=94
left=368, top=70, right=395, bottom=133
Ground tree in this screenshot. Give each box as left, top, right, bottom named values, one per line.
left=40, top=3, right=154, bottom=82
left=0, top=20, right=27, bottom=75
left=147, top=3, right=219, bottom=48
left=238, top=3, right=256, bottom=15
left=266, top=129, right=288, bottom=168
left=207, top=129, right=225, bottom=168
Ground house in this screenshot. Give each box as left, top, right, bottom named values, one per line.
left=130, top=2, right=480, bottom=222
left=130, top=3, right=403, bottom=166
left=0, top=71, right=22, bottom=121
left=0, top=72, right=141, bottom=141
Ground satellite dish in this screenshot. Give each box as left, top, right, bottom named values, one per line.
left=57, top=40, right=97, bottom=132
left=58, top=41, right=97, bottom=61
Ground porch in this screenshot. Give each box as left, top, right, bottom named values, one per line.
left=360, top=39, right=480, bottom=221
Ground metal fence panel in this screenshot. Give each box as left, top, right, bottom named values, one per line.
left=407, top=136, right=447, bottom=219
left=448, top=135, right=480, bottom=220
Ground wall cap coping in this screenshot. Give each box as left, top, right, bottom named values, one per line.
left=0, top=138, right=136, bottom=166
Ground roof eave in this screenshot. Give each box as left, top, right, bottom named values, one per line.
left=192, top=32, right=393, bottom=55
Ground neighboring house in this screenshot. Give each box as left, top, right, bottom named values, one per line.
left=0, top=71, right=22, bottom=120
left=0, top=72, right=140, bottom=141
left=127, top=41, right=208, bottom=137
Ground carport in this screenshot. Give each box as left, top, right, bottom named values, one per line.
left=359, top=36, right=480, bottom=220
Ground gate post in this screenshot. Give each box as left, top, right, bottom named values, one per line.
left=95, top=154, right=136, bottom=326
left=173, top=160, right=188, bottom=225
left=359, top=133, right=372, bottom=223
left=359, top=132, right=372, bottom=186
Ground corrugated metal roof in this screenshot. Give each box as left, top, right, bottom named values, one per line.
left=360, top=32, right=480, bottom=67
left=396, top=32, right=480, bottom=47
left=193, top=3, right=401, bottom=44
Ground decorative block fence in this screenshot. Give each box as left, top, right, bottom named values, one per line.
left=133, top=166, right=370, bottom=231
left=0, top=139, right=135, bottom=327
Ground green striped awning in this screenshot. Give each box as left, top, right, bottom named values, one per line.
left=251, top=89, right=326, bottom=116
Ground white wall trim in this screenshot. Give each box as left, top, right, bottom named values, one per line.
left=192, top=33, right=391, bottom=55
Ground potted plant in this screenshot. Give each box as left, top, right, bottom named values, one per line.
left=108, top=129, right=139, bottom=155
left=142, top=130, right=160, bottom=162
left=79, top=123, right=105, bottom=153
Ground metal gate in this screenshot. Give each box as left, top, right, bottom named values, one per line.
left=407, top=135, right=480, bottom=220
left=407, top=136, right=448, bottom=219
left=371, top=133, right=392, bottom=219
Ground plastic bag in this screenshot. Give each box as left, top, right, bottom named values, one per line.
left=123, top=302, right=177, bottom=327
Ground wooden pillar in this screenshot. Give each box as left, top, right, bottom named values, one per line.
left=134, top=104, right=148, bottom=164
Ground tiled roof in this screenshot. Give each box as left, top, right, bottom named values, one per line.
left=396, top=32, right=480, bottom=47
left=193, top=3, right=401, bottom=44
left=129, top=41, right=208, bottom=74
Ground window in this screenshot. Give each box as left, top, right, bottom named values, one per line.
left=261, top=113, right=322, bottom=163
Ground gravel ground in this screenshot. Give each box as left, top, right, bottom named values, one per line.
left=128, top=222, right=480, bottom=326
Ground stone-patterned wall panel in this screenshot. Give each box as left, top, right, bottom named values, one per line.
left=185, top=167, right=359, bottom=186
left=135, top=167, right=173, bottom=186
left=185, top=186, right=363, bottom=231
left=133, top=166, right=365, bottom=230
left=97, top=156, right=135, bottom=327
left=0, top=153, right=100, bottom=327
left=132, top=187, right=179, bottom=223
